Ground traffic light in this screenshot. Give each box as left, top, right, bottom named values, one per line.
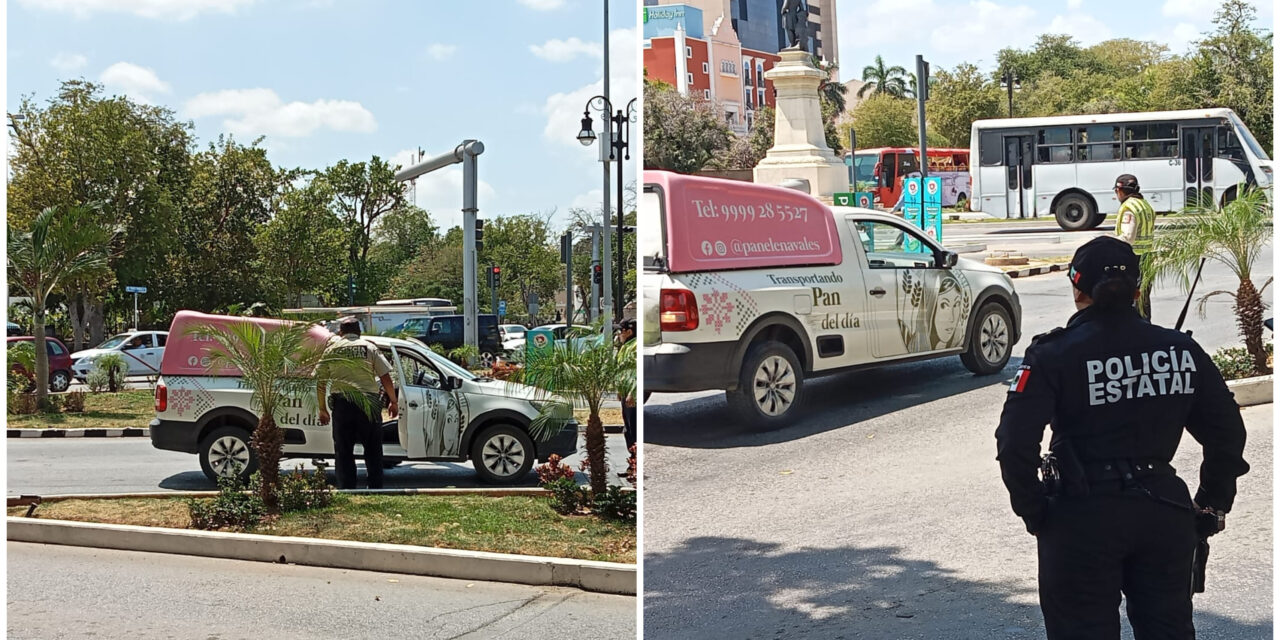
left=491, top=265, right=502, bottom=289
left=592, top=264, right=603, bottom=285
left=475, top=218, right=485, bottom=250
left=560, top=232, right=572, bottom=263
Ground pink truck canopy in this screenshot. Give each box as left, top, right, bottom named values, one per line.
left=160, top=310, right=334, bottom=377
left=646, top=170, right=842, bottom=273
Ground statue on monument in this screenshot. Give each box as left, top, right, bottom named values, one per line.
left=781, top=0, right=809, bottom=51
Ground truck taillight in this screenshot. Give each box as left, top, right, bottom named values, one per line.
left=155, top=383, right=167, bottom=412
left=659, top=289, right=699, bottom=332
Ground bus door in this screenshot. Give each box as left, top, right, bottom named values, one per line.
left=1003, top=135, right=1034, bottom=218
left=1181, top=126, right=1215, bottom=207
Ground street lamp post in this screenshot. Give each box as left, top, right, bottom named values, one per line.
left=999, top=68, right=1020, bottom=118
left=576, top=95, right=636, bottom=325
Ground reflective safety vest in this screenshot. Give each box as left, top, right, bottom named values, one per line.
left=1117, top=196, right=1156, bottom=255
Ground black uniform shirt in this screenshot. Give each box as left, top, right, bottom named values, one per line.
left=995, top=305, right=1249, bottom=532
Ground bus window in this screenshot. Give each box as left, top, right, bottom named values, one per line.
left=1124, top=123, right=1178, bottom=159
left=853, top=154, right=877, bottom=185
left=898, top=153, right=919, bottom=176
left=980, top=132, right=1003, bottom=166
left=1217, top=126, right=1247, bottom=162
left=1075, top=126, right=1120, bottom=162
left=1037, top=127, right=1073, bottom=163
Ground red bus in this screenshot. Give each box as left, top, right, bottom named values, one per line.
left=850, top=147, right=972, bottom=209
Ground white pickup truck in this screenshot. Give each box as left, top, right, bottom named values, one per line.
left=641, top=171, right=1023, bottom=427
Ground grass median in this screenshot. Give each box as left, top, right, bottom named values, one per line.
left=7, top=390, right=153, bottom=430
left=8, top=494, right=636, bottom=563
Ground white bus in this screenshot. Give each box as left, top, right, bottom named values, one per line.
left=970, top=108, right=1272, bottom=230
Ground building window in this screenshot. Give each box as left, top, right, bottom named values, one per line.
left=757, top=60, right=763, bottom=76
left=746, top=111, right=754, bottom=129
left=686, top=46, right=692, bottom=58
left=702, top=62, right=709, bottom=74
left=704, top=89, right=711, bottom=99
left=743, top=60, right=752, bottom=84
left=745, top=88, right=752, bottom=107
left=721, top=59, right=737, bottom=75
left=758, top=88, right=766, bottom=105
left=687, top=73, right=694, bottom=85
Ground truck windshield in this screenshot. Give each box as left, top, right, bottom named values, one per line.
left=640, top=188, right=665, bottom=271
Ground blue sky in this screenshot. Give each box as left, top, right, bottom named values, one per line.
left=837, top=0, right=1274, bottom=80
left=6, top=0, right=638, bottom=231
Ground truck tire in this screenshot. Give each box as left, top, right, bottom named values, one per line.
left=199, top=425, right=258, bottom=484
left=961, top=303, right=1014, bottom=375
left=726, top=340, right=805, bottom=429
left=1054, top=193, right=1095, bottom=231
left=470, top=423, right=535, bottom=484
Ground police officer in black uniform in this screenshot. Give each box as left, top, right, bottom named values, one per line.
left=995, top=236, right=1248, bottom=639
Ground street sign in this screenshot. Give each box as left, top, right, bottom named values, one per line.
left=498, top=300, right=507, bottom=316
left=125, top=286, right=147, bottom=294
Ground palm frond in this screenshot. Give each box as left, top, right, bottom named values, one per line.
left=1195, top=289, right=1236, bottom=318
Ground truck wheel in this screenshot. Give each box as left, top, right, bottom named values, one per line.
left=1054, top=193, right=1095, bottom=231
left=470, top=424, right=534, bottom=484
left=726, top=340, right=805, bottom=428
left=961, top=303, right=1013, bottom=375
left=199, top=425, right=258, bottom=484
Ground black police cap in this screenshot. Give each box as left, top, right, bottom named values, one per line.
left=1115, top=174, right=1140, bottom=193
left=1068, top=236, right=1140, bottom=294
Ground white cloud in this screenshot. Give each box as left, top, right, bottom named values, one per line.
left=542, top=27, right=638, bottom=148
left=426, top=43, right=457, bottom=61
left=1045, top=12, right=1113, bottom=45
left=185, top=88, right=377, bottom=138
left=99, top=62, right=170, bottom=103
left=1163, top=0, right=1271, bottom=19
left=530, top=37, right=603, bottom=62
left=1066, top=0, right=1082, bottom=8
left=388, top=148, right=498, bottom=229
left=17, top=0, right=254, bottom=20
left=517, top=0, right=565, bottom=10
left=1167, top=22, right=1202, bottom=53
left=571, top=189, right=605, bottom=210
left=50, top=52, right=88, bottom=72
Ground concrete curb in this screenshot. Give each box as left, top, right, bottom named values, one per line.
left=1228, top=374, right=1273, bottom=407
left=6, top=487, right=580, bottom=506
left=7, top=427, right=150, bottom=438
left=7, top=517, right=636, bottom=595
left=8, top=426, right=626, bottom=437
left=1005, top=263, right=1069, bottom=279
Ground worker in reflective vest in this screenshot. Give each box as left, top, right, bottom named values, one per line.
left=1114, top=174, right=1155, bottom=317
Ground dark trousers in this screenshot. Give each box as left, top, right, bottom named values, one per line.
left=329, top=393, right=383, bottom=489
left=622, top=404, right=637, bottom=450
left=1037, top=484, right=1197, bottom=640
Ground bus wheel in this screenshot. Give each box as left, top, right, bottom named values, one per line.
left=1054, top=193, right=1095, bottom=231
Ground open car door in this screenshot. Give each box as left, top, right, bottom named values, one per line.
left=388, top=344, right=465, bottom=458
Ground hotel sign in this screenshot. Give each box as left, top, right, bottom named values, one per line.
left=644, top=6, right=685, bottom=22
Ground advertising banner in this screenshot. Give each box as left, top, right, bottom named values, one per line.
left=162, top=310, right=334, bottom=377
left=922, top=176, right=944, bottom=244
left=833, top=192, right=874, bottom=208
left=647, top=170, right=843, bottom=273
left=901, top=178, right=924, bottom=253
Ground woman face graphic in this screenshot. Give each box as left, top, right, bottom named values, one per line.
left=933, top=282, right=963, bottom=345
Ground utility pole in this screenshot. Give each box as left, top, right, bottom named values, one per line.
left=560, top=233, right=573, bottom=331
left=915, top=54, right=930, bottom=180
left=600, top=0, right=613, bottom=338
left=589, top=224, right=602, bottom=321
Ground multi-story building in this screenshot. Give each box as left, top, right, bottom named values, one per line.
left=643, top=1, right=839, bottom=136
left=643, top=1, right=781, bottom=135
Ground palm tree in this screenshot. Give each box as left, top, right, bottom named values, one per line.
left=1143, top=186, right=1273, bottom=375
left=813, top=56, right=848, bottom=113
left=518, top=336, right=635, bottom=496
left=7, top=204, right=115, bottom=405
left=191, top=321, right=377, bottom=513
left=858, top=55, right=909, bottom=98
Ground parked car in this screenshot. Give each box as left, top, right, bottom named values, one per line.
left=7, top=336, right=74, bottom=392
left=71, top=330, right=168, bottom=381
left=150, top=311, right=577, bottom=484
left=641, top=171, right=1022, bottom=427
left=499, top=324, right=528, bottom=352
left=403, top=314, right=503, bottom=364
left=7, top=322, right=23, bottom=337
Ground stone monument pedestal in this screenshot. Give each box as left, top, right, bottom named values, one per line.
left=753, top=48, right=847, bottom=198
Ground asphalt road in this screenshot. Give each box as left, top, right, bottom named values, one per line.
left=7, top=542, right=636, bottom=639
left=643, top=241, right=1273, bottom=638
left=6, top=431, right=633, bottom=495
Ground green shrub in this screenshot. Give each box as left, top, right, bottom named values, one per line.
left=8, top=392, right=37, bottom=415
left=187, top=476, right=265, bottom=531
left=277, top=465, right=334, bottom=513
left=543, top=476, right=587, bottom=515
left=86, top=353, right=128, bottom=393
left=1212, top=343, right=1273, bottom=381
left=448, top=344, right=479, bottom=367
left=592, top=485, right=636, bottom=523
